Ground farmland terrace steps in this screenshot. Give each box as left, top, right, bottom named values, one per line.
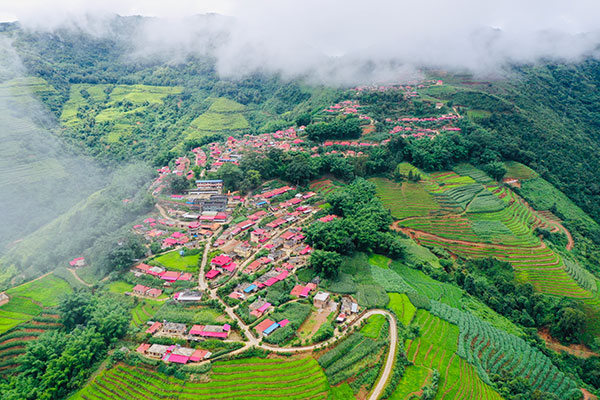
left=74, top=359, right=330, bottom=400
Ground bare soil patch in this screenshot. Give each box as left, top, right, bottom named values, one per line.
left=539, top=328, right=599, bottom=359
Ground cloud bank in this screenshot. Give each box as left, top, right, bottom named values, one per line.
left=5, top=0, right=600, bottom=84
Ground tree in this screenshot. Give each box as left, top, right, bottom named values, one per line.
left=166, top=174, right=189, bottom=194
left=483, top=161, right=506, bottom=181
left=285, top=154, right=314, bottom=185
left=309, top=250, right=342, bottom=278
left=295, top=113, right=312, bottom=127
left=216, top=163, right=244, bottom=192
left=58, top=289, right=95, bottom=330
left=550, top=307, right=586, bottom=344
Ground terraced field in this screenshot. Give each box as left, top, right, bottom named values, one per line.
left=382, top=165, right=597, bottom=307
left=0, top=313, right=61, bottom=374
left=431, top=301, right=580, bottom=398
left=309, top=178, right=346, bottom=195
left=0, top=274, right=72, bottom=335
left=370, top=178, right=439, bottom=219
left=61, top=83, right=183, bottom=143
left=73, top=357, right=330, bottom=399
left=183, top=97, right=249, bottom=140
left=131, top=300, right=162, bottom=328
left=403, top=310, right=503, bottom=400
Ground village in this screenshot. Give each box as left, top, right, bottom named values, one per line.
left=124, top=174, right=363, bottom=365
left=71, top=81, right=460, bottom=366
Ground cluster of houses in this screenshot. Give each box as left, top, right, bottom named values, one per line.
left=145, top=320, right=231, bottom=340
left=132, top=284, right=162, bottom=298
left=133, top=263, right=193, bottom=282
left=323, top=99, right=362, bottom=115
left=136, top=343, right=211, bottom=364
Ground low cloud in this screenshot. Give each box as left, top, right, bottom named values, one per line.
left=6, top=0, right=600, bottom=84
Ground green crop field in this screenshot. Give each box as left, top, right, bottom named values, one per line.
left=309, top=178, right=346, bottom=195
left=318, top=331, right=387, bottom=393
left=73, top=357, right=331, bottom=399
left=389, top=365, right=431, bottom=400
left=453, top=164, right=494, bottom=185
left=394, top=168, right=600, bottom=319
left=107, top=280, right=133, bottom=295
left=387, top=293, right=416, bottom=326
left=360, top=314, right=386, bottom=338
left=0, top=274, right=71, bottom=335
left=404, top=309, right=503, bottom=400
left=368, top=253, right=390, bottom=269
left=503, top=161, right=538, bottom=180
left=6, top=274, right=71, bottom=307
left=0, top=312, right=61, bottom=372
left=390, top=261, right=463, bottom=308
left=370, top=177, right=439, bottom=219
left=151, top=250, right=200, bottom=272
left=430, top=301, right=580, bottom=398
left=184, top=97, right=249, bottom=140
left=131, top=299, right=162, bottom=328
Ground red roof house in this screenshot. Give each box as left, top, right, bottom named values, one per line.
left=136, top=343, right=151, bottom=354
left=161, top=271, right=182, bottom=281
left=205, top=269, right=221, bottom=279
left=146, top=321, right=162, bottom=334
left=255, top=319, right=276, bottom=334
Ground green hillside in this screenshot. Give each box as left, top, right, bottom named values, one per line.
left=183, top=97, right=250, bottom=140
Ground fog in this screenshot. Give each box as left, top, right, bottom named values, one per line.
left=4, top=0, right=600, bottom=84
left=0, top=37, right=106, bottom=257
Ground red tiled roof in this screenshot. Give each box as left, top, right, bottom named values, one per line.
left=255, top=319, right=276, bottom=334
left=167, top=354, right=189, bottom=364
left=205, top=269, right=221, bottom=279
left=190, top=349, right=209, bottom=362
left=146, top=321, right=162, bottom=334
left=161, top=271, right=181, bottom=281
left=136, top=343, right=151, bottom=354
left=179, top=273, right=192, bottom=281
left=212, top=254, right=232, bottom=266
left=135, top=263, right=152, bottom=272
left=133, top=284, right=149, bottom=293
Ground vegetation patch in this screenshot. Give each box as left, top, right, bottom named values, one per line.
left=387, top=293, right=416, bottom=326
left=151, top=250, right=200, bottom=273
left=370, top=177, right=439, bottom=219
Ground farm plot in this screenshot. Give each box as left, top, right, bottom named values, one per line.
left=61, top=83, right=182, bottom=142
left=309, top=178, right=346, bottom=195
left=404, top=309, right=502, bottom=400
left=390, top=261, right=463, bottom=308
left=453, top=164, right=494, bottom=185
left=430, top=301, right=580, bottom=399
left=183, top=97, right=249, bottom=140
left=318, top=331, right=387, bottom=394
left=387, top=293, right=416, bottom=326
left=0, top=313, right=61, bottom=373
left=389, top=365, right=431, bottom=400
left=73, top=357, right=330, bottom=399
left=151, top=250, right=200, bottom=272
left=0, top=274, right=72, bottom=335
left=371, top=178, right=439, bottom=219
left=401, top=214, right=479, bottom=241
left=503, top=161, right=538, bottom=180
left=131, top=299, right=162, bottom=328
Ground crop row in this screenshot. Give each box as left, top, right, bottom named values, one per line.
left=404, top=310, right=502, bottom=400
left=75, top=358, right=330, bottom=400
left=430, top=301, right=580, bottom=399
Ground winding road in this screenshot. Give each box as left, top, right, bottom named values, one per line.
left=198, top=248, right=399, bottom=399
